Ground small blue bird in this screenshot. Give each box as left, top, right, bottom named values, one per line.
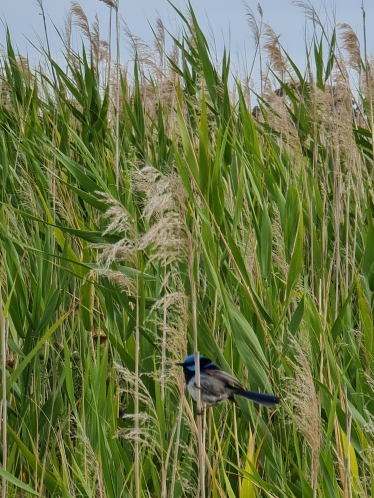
left=177, top=354, right=280, bottom=408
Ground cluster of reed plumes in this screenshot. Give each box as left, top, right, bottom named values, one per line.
left=1, top=1, right=374, bottom=497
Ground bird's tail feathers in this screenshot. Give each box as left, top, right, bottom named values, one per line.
left=232, top=388, right=279, bottom=407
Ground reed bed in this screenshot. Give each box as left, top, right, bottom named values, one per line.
left=0, top=2, right=374, bottom=496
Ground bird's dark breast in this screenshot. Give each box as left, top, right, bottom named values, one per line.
left=182, top=367, right=195, bottom=384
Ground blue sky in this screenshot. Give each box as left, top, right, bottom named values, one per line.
left=1, top=1, right=373, bottom=89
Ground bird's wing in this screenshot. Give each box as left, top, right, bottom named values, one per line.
left=199, top=373, right=226, bottom=397
left=206, top=369, right=244, bottom=389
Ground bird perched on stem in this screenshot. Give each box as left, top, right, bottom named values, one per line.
left=177, top=354, right=279, bottom=408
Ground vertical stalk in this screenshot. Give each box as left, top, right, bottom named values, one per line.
left=233, top=403, right=241, bottom=494
left=188, top=234, right=205, bottom=498
left=361, top=1, right=374, bottom=165
left=170, top=400, right=183, bottom=497
left=37, top=0, right=57, bottom=88
left=161, top=269, right=167, bottom=498
left=1, top=288, right=8, bottom=498
left=345, top=172, right=350, bottom=295
left=344, top=387, right=353, bottom=498
left=115, top=0, right=120, bottom=189
left=107, top=7, right=112, bottom=89
left=134, top=266, right=140, bottom=498
left=161, top=268, right=167, bottom=401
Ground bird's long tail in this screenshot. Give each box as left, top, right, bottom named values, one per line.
left=232, top=388, right=280, bottom=407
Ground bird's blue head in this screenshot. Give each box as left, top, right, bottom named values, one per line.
left=177, top=354, right=198, bottom=372
left=177, top=354, right=220, bottom=385
left=177, top=354, right=219, bottom=372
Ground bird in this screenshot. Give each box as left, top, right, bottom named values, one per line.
left=177, top=354, right=280, bottom=408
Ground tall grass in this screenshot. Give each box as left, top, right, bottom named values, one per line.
left=1, top=2, right=374, bottom=497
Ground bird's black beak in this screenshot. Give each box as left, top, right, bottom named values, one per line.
left=175, top=362, right=184, bottom=367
